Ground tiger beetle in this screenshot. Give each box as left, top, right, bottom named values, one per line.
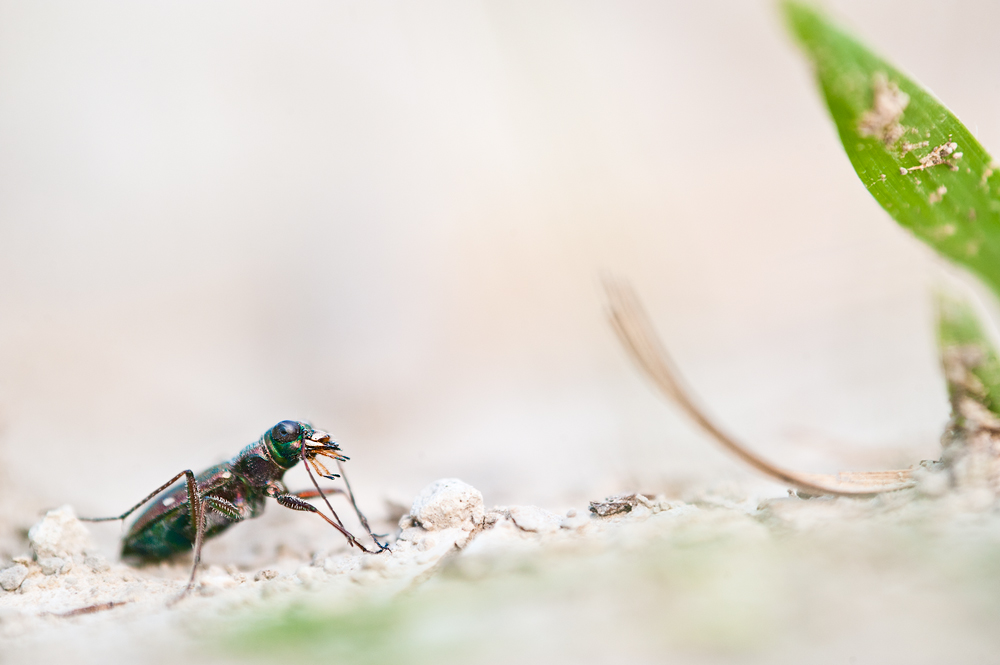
left=81, top=420, right=388, bottom=601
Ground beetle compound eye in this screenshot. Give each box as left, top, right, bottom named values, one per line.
left=271, top=420, right=301, bottom=443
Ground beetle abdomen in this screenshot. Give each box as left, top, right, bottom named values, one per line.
left=120, top=462, right=263, bottom=561
left=122, top=508, right=238, bottom=561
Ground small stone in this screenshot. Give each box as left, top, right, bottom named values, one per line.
left=38, top=557, right=69, bottom=576
left=506, top=505, right=562, bottom=533
left=560, top=511, right=592, bottom=530
left=254, top=569, right=279, bottom=582
left=28, top=506, right=95, bottom=560
left=323, top=557, right=361, bottom=576
left=916, top=470, right=949, bottom=497
left=296, top=566, right=327, bottom=587
left=199, top=571, right=239, bottom=594
left=116, top=582, right=145, bottom=603
left=19, top=577, right=43, bottom=594
left=260, top=577, right=296, bottom=599
left=589, top=494, right=647, bottom=517
left=0, top=564, right=29, bottom=592
left=409, top=478, right=485, bottom=531
left=84, top=554, right=110, bottom=573
left=360, top=555, right=388, bottom=571
left=912, top=460, right=948, bottom=498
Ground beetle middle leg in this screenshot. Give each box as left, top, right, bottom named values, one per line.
left=81, top=471, right=228, bottom=602
left=173, top=478, right=246, bottom=599
left=202, top=496, right=243, bottom=522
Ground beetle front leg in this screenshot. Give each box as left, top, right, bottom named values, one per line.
left=290, top=482, right=388, bottom=552
left=272, top=492, right=375, bottom=554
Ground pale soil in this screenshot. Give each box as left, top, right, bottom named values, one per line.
left=2, top=477, right=1000, bottom=665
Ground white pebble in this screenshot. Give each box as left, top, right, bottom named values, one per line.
left=409, top=479, right=484, bottom=531
left=28, top=506, right=95, bottom=560
left=38, top=557, right=69, bottom=576
left=0, top=564, right=29, bottom=592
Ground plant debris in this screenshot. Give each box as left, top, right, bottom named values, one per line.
left=937, top=296, right=1000, bottom=492
left=605, top=280, right=915, bottom=496
left=900, top=139, right=929, bottom=156
left=589, top=493, right=655, bottom=517
left=603, top=280, right=1000, bottom=502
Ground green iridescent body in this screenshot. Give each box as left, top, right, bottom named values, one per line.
left=119, top=421, right=357, bottom=561
left=122, top=452, right=269, bottom=560
left=79, top=420, right=384, bottom=606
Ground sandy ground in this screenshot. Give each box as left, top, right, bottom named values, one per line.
left=3, top=476, right=1000, bottom=665
left=3, top=2, right=1000, bottom=663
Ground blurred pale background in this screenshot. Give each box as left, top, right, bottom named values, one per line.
left=1, top=1, right=997, bottom=546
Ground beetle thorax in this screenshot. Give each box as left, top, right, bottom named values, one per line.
left=233, top=439, right=294, bottom=488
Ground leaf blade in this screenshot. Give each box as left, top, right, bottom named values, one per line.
left=783, top=1, right=1000, bottom=297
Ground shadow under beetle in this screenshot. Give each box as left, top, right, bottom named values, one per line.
left=82, top=420, right=387, bottom=600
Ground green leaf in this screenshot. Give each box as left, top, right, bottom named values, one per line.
left=782, top=2, right=1000, bottom=299
left=936, top=291, right=1000, bottom=419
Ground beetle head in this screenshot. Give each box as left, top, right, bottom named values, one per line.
left=264, top=420, right=347, bottom=473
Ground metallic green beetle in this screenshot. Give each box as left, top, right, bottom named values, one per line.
left=83, top=420, right=386, bottom=598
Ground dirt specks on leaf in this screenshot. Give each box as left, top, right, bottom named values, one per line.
left=929, top=186, right=948, bottom=205
left=942, top=345, right=988, bottom=397
left=858, top=73, right=908, bottom=146
left=956, top=397, right=1000, bottom=432
left=930, top=223, right=956, bottom=240
left=900, top=140, right=929, bottom=156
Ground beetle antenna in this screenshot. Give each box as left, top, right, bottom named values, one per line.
left=302, top=458, right=350, bottom=533
left=302, top=458, right=382, bottom=553
left=336, top=460, right=388, bottom=551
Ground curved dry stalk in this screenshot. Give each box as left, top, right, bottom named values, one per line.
left=605, top=280, right=914, bottom=496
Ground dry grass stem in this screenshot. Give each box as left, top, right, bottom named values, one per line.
left=604, top=280, right=914, bottom=496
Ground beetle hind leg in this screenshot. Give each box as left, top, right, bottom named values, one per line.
left=77, top=469, right=208, bottom=606
left=80, top=470, right=198, bottom=524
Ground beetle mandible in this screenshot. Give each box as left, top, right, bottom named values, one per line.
left=82, top=420, right=387, bottom=600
